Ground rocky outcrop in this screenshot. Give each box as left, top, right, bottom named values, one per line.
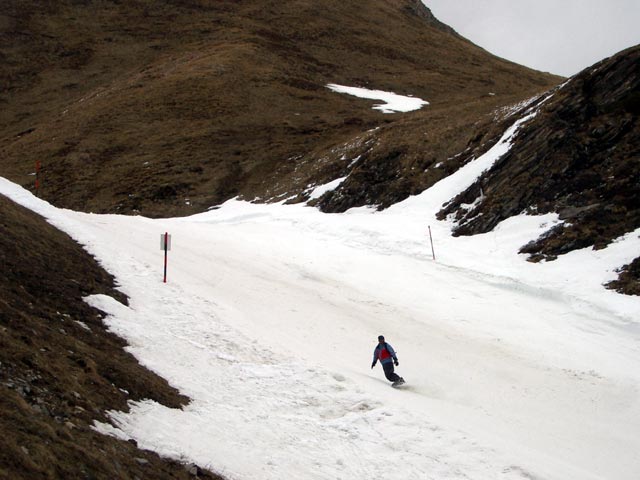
left=402, top=0, right=460, bottom=36
left=438, top=45, right=640, bottom=293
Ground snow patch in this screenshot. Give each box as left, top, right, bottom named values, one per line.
left=327, top=84, right=429, bottom=113
left=307, top=176, right=347, bottom=200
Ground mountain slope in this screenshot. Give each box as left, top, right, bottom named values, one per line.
left=0, top=0, right=560, bottom=217
left=0, top=194, right=222, bottom=479
left=437, top=45, right=640, bottom=294
left=1, top=3, right=638, bottom=478
left=2, top=177, right=639, bottom=480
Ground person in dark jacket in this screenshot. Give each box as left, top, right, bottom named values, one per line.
left=371, top=335, right=404, bottom=384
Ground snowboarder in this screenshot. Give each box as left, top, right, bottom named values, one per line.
left=371, top=335, right=405, bottom=386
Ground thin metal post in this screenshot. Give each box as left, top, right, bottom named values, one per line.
left=428, top=226, right=435, bottom=261
left=163, top=232, right=168, bottom=283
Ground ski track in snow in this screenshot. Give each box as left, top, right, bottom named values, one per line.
left=2, top=101, right=639, bottom=480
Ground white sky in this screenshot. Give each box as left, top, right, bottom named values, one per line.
left=424, top=0, right=640, bottom=76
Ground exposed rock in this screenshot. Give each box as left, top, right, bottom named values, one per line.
left=607, top=257, right=640, bottom=295
left=437, top=46, right=640, bottom=294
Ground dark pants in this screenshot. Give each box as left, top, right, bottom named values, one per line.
left=382, top=362, right=401, bottom=382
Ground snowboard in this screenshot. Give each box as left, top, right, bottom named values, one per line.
left=391, top=378, right=406, bottom=388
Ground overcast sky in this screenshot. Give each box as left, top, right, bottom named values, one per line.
left=424, top=0, right=640, bottom=77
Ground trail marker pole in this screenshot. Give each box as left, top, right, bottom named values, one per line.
left=428, top=226, right=436, bottom=261
left=160, top=232, right=172, bottom=283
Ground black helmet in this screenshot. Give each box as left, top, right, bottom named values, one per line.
left=378, top=335, right=385, bottom=341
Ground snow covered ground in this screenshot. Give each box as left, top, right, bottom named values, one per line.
left=2, top=113, right=639, bottom=480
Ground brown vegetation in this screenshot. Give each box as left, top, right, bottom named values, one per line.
left=0, top=195, right=223, bottom=478
left=0, top=0, right=559, bottom=218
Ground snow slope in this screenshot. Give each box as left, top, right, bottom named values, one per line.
left=2, top=110, right=639, bottom=480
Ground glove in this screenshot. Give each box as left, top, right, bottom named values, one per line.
left=394, top=359, right=399, bottom=366
left=371, top=362, right=376, bottom=369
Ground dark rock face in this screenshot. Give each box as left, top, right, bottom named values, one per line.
left=607, top=257, right=640, bottom=295
left=438, top=45, right=640, bottom=294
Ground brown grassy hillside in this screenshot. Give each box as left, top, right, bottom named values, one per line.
left=0, top=194, right=223, bottom=479
left=0, top=0, right=560, bottom=217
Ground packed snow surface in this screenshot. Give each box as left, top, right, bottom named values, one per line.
left=326, top=84, right=429, bottom=113
left=2, top=113, right=639, bottom=480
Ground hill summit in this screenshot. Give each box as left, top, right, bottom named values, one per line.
left=1, top=0, right=559, bottom=217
